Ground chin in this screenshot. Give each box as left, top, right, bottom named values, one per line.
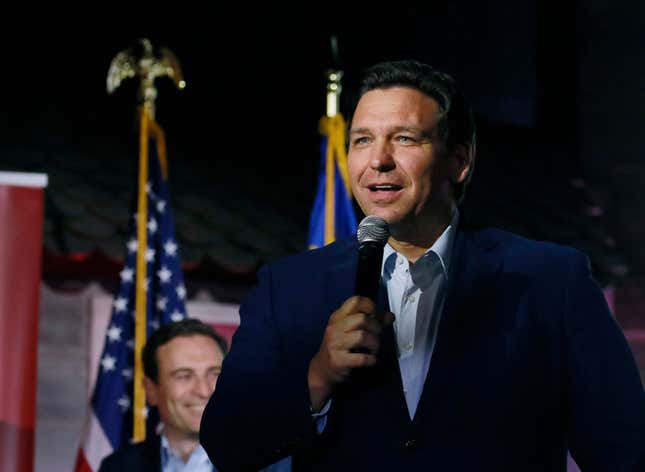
left=367, top=209, right=404, bottom=227
left=183, top=421, right=201, bottom=435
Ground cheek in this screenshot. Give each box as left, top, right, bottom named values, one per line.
left=347, top=157, right=361, bottom=183
left=164, top=385, right=186, bottom=404
left=348, top=147, right=372, bottom=175
left=165, top=393, right=187, bottom=418
left=405, top=161, right=432, bottom=190
left=348, top=164, right=365, bottom=198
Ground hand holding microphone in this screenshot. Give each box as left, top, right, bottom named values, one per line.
left=308, top=216, right=393, bottom=410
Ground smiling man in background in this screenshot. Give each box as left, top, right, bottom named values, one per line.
left=99, top=318, right=227, bottom=472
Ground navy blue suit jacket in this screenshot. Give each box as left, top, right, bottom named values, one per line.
left=201, top=228, right=645, bottom=471
left=98, top=434, right=160, bottom=472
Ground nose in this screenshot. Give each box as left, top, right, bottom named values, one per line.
left=369, top=140, right=395, bottom=172
left=193, top=376, right=215, bottom=398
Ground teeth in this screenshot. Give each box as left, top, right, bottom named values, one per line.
left=371, top=185, right=400, bottom=190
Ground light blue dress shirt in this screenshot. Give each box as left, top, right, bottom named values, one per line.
left=161, top=434, right=215, bottom=472
left=382, top=210, right=457, bottom=418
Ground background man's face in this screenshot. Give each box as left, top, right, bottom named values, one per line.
left=145, top=334, right=224, bottom=440
left=348, top=86, right=455, bottom=235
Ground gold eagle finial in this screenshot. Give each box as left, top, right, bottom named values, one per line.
left=107, top=38, right=185, bottom=119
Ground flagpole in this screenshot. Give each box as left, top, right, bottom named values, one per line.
left=322, top=68, right=353, bottom=245
left=323, top=69, right=340, bottom=245
left=106, top=38, right=185, bottom=443
left=133, top=103, right=149, bottom=442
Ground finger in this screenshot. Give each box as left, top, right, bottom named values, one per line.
left=343, top=310, right=393, bottom=334
left=339, top=351, right=377, bottom=369
left=351, top=296, right=376, bottom=315
left=330, top=296, right=376, bottom=323
left=340, top=330, right=380, bottom=354
left=336, top=313, right=380, bottom=334
left=339, top=313, right=384, bottom=336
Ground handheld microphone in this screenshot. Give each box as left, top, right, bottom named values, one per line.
left=355, top=215, right=390, bottom=302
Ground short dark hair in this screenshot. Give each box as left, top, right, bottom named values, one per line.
left=355, top=60, right=476, bottom=203
left=142, top=318, right=228, bottom=383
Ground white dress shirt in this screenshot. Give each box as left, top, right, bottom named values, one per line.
left=382, top=210, right=457, bottom=419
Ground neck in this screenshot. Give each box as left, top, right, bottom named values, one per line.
left=388, top=203, right=454, bottom=263
left=165, top=429, right=200, bottom=463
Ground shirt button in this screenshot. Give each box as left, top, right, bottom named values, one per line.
left=405, top=343, right=413, bottom=350
left=408, top=295, right=416, bottom=302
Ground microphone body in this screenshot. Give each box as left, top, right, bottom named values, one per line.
left=354, top=216, right=390, bottom=302
left=355, top=241, right=385, bottom=301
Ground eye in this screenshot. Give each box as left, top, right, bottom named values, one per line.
left=396, top=135, right=416, bottom=144
left=353, top=136, right=372, bottom=146
left=174, top=372, right=192, bottom=381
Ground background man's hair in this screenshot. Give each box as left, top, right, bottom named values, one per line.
left=142, top=318, right=228, bottom=383
left=355, top=60, right=476, bottom=203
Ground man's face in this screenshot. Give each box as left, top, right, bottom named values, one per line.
left=144, top=334, right=224, bottom=440
left=348, top=86, right=458, bottom=236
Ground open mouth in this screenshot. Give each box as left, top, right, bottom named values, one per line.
left=368, top=184, right=403, bottom=192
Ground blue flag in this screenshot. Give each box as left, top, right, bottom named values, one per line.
left=307, top=114, right=357, bottom=248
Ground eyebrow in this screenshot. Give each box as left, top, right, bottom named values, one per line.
left=391, top=126, right=425, bottom=135
left=169, top=365, right=221, bottom=376
left=170, top=368, right=193, bottom=376
left=349, top=127, right=372, bottom=136
left=349, top=126, right=431, bottom=137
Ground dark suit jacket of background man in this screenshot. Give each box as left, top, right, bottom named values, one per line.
left=98, top=434, right=160, bottom=472
left=200, top=227, right=645, bottom=471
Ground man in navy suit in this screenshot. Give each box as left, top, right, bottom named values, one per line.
left=99, top=319, right=227, bottom=471
left=200, top=60, right=645, bottom=471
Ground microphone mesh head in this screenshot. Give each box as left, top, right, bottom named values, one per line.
left=357, top=215, right=390, bottom=245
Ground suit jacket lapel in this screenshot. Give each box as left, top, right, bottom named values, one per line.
left=322, top=240, right=357, bottom=320
left=412, top=228, right=504, bottom=426
left=143, top=434, right=161, bottom=471
left=442, top=228, right=505, bottom=334
left=376, top=282, right=405, bottom=391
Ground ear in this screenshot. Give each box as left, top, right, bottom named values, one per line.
left=449, top=144, right=473, bottom=184
left=143, top=376, right=159, bottom=406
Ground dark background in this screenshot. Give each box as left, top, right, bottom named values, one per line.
left=1, top=2, right=644, bottom=282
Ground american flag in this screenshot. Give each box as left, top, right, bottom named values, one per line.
left=75, top=121, right=187, bottom=472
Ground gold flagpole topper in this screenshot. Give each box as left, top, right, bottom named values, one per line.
left=107, top=38, right=186, bottom=118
